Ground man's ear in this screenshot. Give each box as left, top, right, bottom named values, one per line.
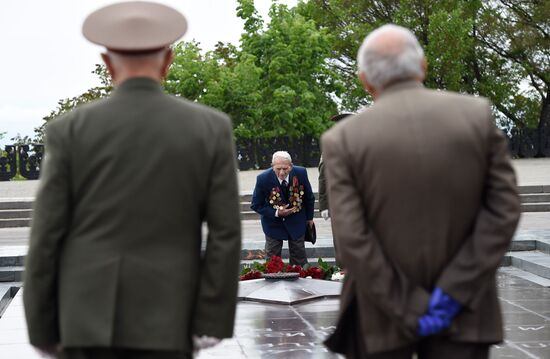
left=358, top=71, right=378, bottom=99
left=101, top=53, right=116, bottom=82
left=161, top=48, right=174, bottom=79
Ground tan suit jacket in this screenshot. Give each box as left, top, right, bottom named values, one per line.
left=321, top=81, right=520, bottom=354
left=23, top=77, right=242, bottom=353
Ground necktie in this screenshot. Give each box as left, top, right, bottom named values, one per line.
left=281, top=180, right=289, bottom=203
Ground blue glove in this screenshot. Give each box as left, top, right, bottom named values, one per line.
left=417, top=287, right=461, bottom=337
left=428, top=287, right=461, bottom=318
left=417, top=313, right=449, bottom=337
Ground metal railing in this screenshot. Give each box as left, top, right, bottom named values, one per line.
left=0, top=144, right=43, bottom=181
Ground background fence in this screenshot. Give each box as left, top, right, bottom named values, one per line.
left=1, top=128, right=549, bottom=180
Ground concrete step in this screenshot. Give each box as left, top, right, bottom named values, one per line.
left=0, top=284, right=21, bottom=318
left=1, top=201, right=547, bottom=216
left=2, top=246, right=549, bottom=288
left=520, top=193, right=550, bottom=203
left=517, top=185, right=550, bottom=194
left=0, top=209, right=32, bottom=219
left=537, top=240, right=550, bottom=255
left=0, top=184, right=548, bottom=228
left=241, top=200, right=546, bottom=213
left=0, top=219, right=30, bottom=228
left=2, top=185, right=549, bottom=211
left=0, top=200, right=32, bottom=210
left=499, top=266, right=550, bottom=287
left=509, top=250, right=550, bottom=280
left=521, top=202, right=550, bottom=212
left=0, top=266, right=24, bottom=282
left=1, top=205, right=546, bottom=226
left=0, top=255, right=25, bottom=268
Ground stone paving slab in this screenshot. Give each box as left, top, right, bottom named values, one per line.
left=199, top=271, right=550, bottom=358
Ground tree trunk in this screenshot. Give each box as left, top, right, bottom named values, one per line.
left=538, top=87, right=550, bottom=130
left=537, top=87, right=550, bottom=156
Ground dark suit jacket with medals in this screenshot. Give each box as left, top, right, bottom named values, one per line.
left=321, top=81, right=520, bottom=355
left=23, top=77, right=242, bottom=353
left=251, top=166, right=315, bottom=240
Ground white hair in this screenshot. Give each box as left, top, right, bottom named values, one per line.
left=272, top=151, right=292, bottom=164
left=357, top=24, right=425, bottom=90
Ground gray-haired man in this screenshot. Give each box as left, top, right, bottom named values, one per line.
left=251, top=151, right=315, bottom=266
left=323, top=24, right=519, bottom=358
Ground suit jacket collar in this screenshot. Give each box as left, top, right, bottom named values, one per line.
left=378, top=80, right=424, bottom=99
left=270, top=170, right=289, bottom=186
left=115, top=77, right=163, bottom=94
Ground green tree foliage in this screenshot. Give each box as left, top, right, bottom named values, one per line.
left=164, top=41, right=266, bottom=138
left=38, top=1, right=340, bottom=140
left=39, top=0, right=548, bottom=135
left=297, top=0, right=480, bottom=107
left=35, top=65, right=113, bottom=141
left=477, top=0, right=550, bottom=129
left=234, top=0, right=342, bottom=137
left=10, top=134, right=33, bottom=145
left=298, top=0, right=549, bottom=129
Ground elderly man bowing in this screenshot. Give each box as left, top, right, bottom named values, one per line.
left=23, top=2, right=241, bottom=359
left=251, top=151, right=315, bottom=266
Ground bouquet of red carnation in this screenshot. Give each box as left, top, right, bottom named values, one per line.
left=240, top=270, right=263, bottom=281
left=305, top=266, right=324, bottom=279
left=285, top=264, right=306, bottom=278
left=265, top=255, right=285, bottom=273
left=239, top=255, right=340, bottom=281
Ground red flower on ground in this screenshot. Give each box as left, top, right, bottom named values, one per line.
left=265, top=256, right=285, bottom=273
left=305, top=266, right=324, bottom=279
left=285, top=264, right=306, bottom=278
left=240, top=271, right=262, bottom=281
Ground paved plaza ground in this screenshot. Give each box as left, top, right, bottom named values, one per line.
left=1, top=158, right=550, bottom=358
left=1, top=271, right=549, bottom=358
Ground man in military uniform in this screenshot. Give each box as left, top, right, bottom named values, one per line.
left=318, top=113, right=352, bottom=265
left=23, top=2, right=242, bottom=358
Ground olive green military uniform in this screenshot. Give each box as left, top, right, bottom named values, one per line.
left=24, top=77, right=242, bottom=357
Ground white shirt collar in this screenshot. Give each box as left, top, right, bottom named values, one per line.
left=278, top=175, right=290, bottom=185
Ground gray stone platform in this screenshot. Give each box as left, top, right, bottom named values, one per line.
left=1, top=272, right=549, bottom=359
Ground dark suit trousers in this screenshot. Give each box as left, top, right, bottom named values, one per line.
left=327, top=297, right=489, bottom=359
left=351, top=338, right=490, bottom=359
left=59, top=348, right=192, bottom=359
left=265, top=235, right=307, bottom=266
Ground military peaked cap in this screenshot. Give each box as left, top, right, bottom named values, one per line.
left=82, top=1, right=187, bottom=52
